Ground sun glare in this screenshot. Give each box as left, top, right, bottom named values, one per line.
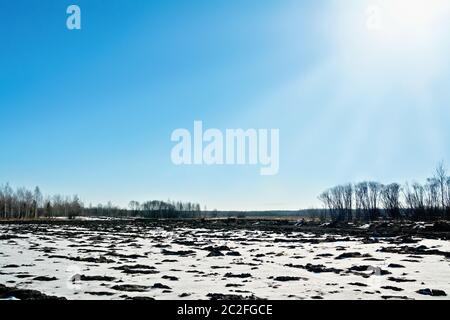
left=373, top=0, right=449, bottom=42
left=325, top=0, right=450, bottom=88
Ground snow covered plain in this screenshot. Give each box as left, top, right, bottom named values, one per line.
left=0, top=221, right=449, bottom=300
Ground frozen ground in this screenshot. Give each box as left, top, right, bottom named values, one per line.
left=0, top=220, right=449, bottom=300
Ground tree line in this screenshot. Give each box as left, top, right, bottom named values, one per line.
left=0, top=184, right=202, bottom=220
left=125, top=200, right=202, bottom=218
left=318, top=163, right=450, bottom=222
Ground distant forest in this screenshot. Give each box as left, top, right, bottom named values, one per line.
left=0, top=185, right=202, bottom=220
left=317, top=162, right=450, bottom=222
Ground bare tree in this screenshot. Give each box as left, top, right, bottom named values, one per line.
left=425, top=178, right=439, bottom=218
left=446, top=177, right=450, bottom=218
left=0, top=186, right=5, bottom=219
left=381, top=183, right=402, bottom=219
left=368, top=182, right=382, bottom=221
left=435, top=162, right=447, bottom=211
left=33, top=186, right=43, bottom=219
left=68, top=195, right=83, bottom=219
left=355, top=182, right=369, bottom=220
left=342, top=183, right=353, bottom=221
left=318, top=189, right=333, bottom=221
left=403, top=182, right=426, bottom=220
left=403, top=182, right=414, bottom=212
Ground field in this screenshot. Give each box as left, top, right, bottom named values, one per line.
left=0, top=219, right=449, bottom=300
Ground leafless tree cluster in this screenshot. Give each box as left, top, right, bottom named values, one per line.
left=83, top=200, right=201, bottom=219
left=319, top=163, right=450, bottom=222
left=0, top=184, right=82, bottom=220
left=318, top=183, right=353, bottom=222
left=126, top=200, right=201, bottom=218
left=0, top=183, right=202, bottom=220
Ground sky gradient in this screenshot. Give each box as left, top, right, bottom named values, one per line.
left=1, top=0, right=450, bottom=210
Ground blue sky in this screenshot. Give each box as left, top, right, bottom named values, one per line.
left=1, top=0, right=449, bottom=210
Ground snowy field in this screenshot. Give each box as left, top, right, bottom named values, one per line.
left=0, top=221, right=449, bottom=300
